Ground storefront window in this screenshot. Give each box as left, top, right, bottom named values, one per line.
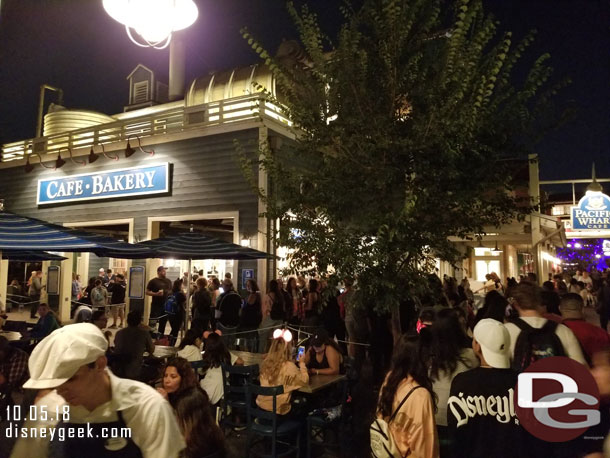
left=475, top=260, right=501, bottom=282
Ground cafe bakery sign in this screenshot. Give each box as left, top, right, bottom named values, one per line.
left=37, top=163, right=170, bottom=205
left=571, top=191, right=610, bottom=230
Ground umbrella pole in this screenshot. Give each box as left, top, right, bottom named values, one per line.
left=0, top=250, right=3, bottom=312
left=183, top=258, right=192, bottom=339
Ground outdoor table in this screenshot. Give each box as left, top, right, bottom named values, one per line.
left=230, top=351, right=346, bottom=394
left=152, top=345, right=178, bottom=358
left=0, top=330, right=22, bottom=341
left=231, top=350, right=264, bottom=367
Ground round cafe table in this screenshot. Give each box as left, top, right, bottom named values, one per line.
left=0, top=330, right=22, bottom=341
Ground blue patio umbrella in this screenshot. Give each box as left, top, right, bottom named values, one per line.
left=101, top=230, right=274, bottom=334
left=128, top=231, right=273, bottom=260
left=0, top=204, right=150, bottom=310
left=0, top=208, right=150, bottom=257
left=2, top=251, right=68, bottom=262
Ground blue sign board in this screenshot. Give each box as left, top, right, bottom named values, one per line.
left=571, top=192, right=610, bottom=230
left=37, top=163, right=170, bottom=205
left=241, top=269, right=254, bottom=290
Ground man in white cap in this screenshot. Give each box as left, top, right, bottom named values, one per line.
left=447, top=319, right=529, bottom=458
left=10, top=323, right=184, bottom=458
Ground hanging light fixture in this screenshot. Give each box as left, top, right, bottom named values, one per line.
left=491, top=241, right=503, bottom=254
left=102, top=0, right=199, bottom=49
left=124, top=136, right=154, bottom=158
left=89, top=143, right=119, bottom=163
left=56, top=148, right=86, bottom=169
left=24, top=156, right=34, bottom=173
left=26, top=152, right=57, bottom=171
left=55, top=153, right=66, bottom=169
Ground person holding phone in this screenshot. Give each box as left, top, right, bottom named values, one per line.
left=302, top=329, right=342, bottom=376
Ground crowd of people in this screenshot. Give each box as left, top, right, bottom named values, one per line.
left=4, top=265, right=610, bottom=457
left=374, top=270, right=610, bottom=458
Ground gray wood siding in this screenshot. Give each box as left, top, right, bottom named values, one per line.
left=0, top=129, right=267, bottom=290
left=0, top=129, right=262, bottom=246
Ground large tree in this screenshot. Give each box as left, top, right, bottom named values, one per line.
left=241, top=0, right=568, bottom=317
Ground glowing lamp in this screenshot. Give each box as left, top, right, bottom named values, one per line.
left=103, top=0, right=198, bottom=49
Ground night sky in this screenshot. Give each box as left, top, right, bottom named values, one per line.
left=0, top=0, right=608, bottom=185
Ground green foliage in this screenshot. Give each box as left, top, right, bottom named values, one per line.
left=241, top=0, right=566, bottom=314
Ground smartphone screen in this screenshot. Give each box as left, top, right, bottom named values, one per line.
left=296, top=346, right=305, bottom=362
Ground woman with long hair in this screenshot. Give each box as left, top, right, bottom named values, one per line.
left=376, top=333, right=438, bottom=457
left=191, top=277, right=212, bottom=332
left=173, top=387, right=225, bottom=458
left=286, top=277, right=302, bottom=323
left=428, top=308, right=478, bottom=454
left=157, top=357, right=198, bottom=406
left=177, top=329, right=203, bottom=362
left=257, top=329, right=308, bottom=415
left=258, top=279, right=286, bottom=353
left=239, top=279, right=262, bottom=351
left=475, top=290, right=508, bottom=324
left=199, top=332, right=244, bottom=405
left=303, top=279, right=321, bottom=327
left=209, top=277, right=221, bottom=305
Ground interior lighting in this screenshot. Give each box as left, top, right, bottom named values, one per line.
left=574, top=242, right=582, bottom=249
left=240, top=237, right=251, bottom=247
left=124, top=136, right=154, bottom=158
left=103, top=0, right=199, bottom=49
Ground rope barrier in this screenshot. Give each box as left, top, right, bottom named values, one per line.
left=285, top=324, right=371, bottom=347
left=5, top=298, right=39, bottom=306
left=213, top=323, right=371, bottom=347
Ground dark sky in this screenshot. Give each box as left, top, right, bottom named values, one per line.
left=0, top=0, right=608, bottom=183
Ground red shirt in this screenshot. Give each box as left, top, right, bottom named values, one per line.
left=562, top=319, right=610, bottom=361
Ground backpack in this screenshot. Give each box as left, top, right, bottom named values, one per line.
left=511, top=318, right=565, bottom=372
left=164, top=293, right=179, bottom=315
left=370, top=386, right=423, bottom=458
left=91, top=287, right=105, bottom=303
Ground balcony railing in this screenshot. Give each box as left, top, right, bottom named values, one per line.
left=1, top=95, right=291, bottom=162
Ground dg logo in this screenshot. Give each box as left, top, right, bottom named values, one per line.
left=515, top=356, right=600, bottom=442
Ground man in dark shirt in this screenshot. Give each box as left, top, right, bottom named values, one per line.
left=448, top=318, right=529, bottom=458
left=113, top=311, right=155, bottom=380
left=108, top=273, right=127, bottom=328
left=217, top=279, right=241, bottom=328
left=146, top=266, right=172, bottom=335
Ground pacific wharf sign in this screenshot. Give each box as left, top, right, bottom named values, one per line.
left=37, top=163, right=170, bottom=205
left=571, top=191, right=610, bottom=230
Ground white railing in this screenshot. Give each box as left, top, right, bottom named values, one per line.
left=1, top=95, right=291, bottom=162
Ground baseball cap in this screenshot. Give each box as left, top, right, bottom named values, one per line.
left=473, top=319, right=510, bottom=369
left=98, top=268, right=105, bottom=272
left=157, top=265, right=166, bottom=272
left=310, top=329, right=328, bottom=351
left=23, top=323, right=108, bottom=389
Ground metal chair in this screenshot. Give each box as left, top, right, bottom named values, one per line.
left=245, top=383, right=301, bottom=458
left=306, top=378, right=351, bottom=458
left=190, top=360, right=206, bottom=380
left=219, top=363, right=259, bottom=434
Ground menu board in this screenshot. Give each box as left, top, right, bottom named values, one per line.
left=128, top=266, right=145, bottom=299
